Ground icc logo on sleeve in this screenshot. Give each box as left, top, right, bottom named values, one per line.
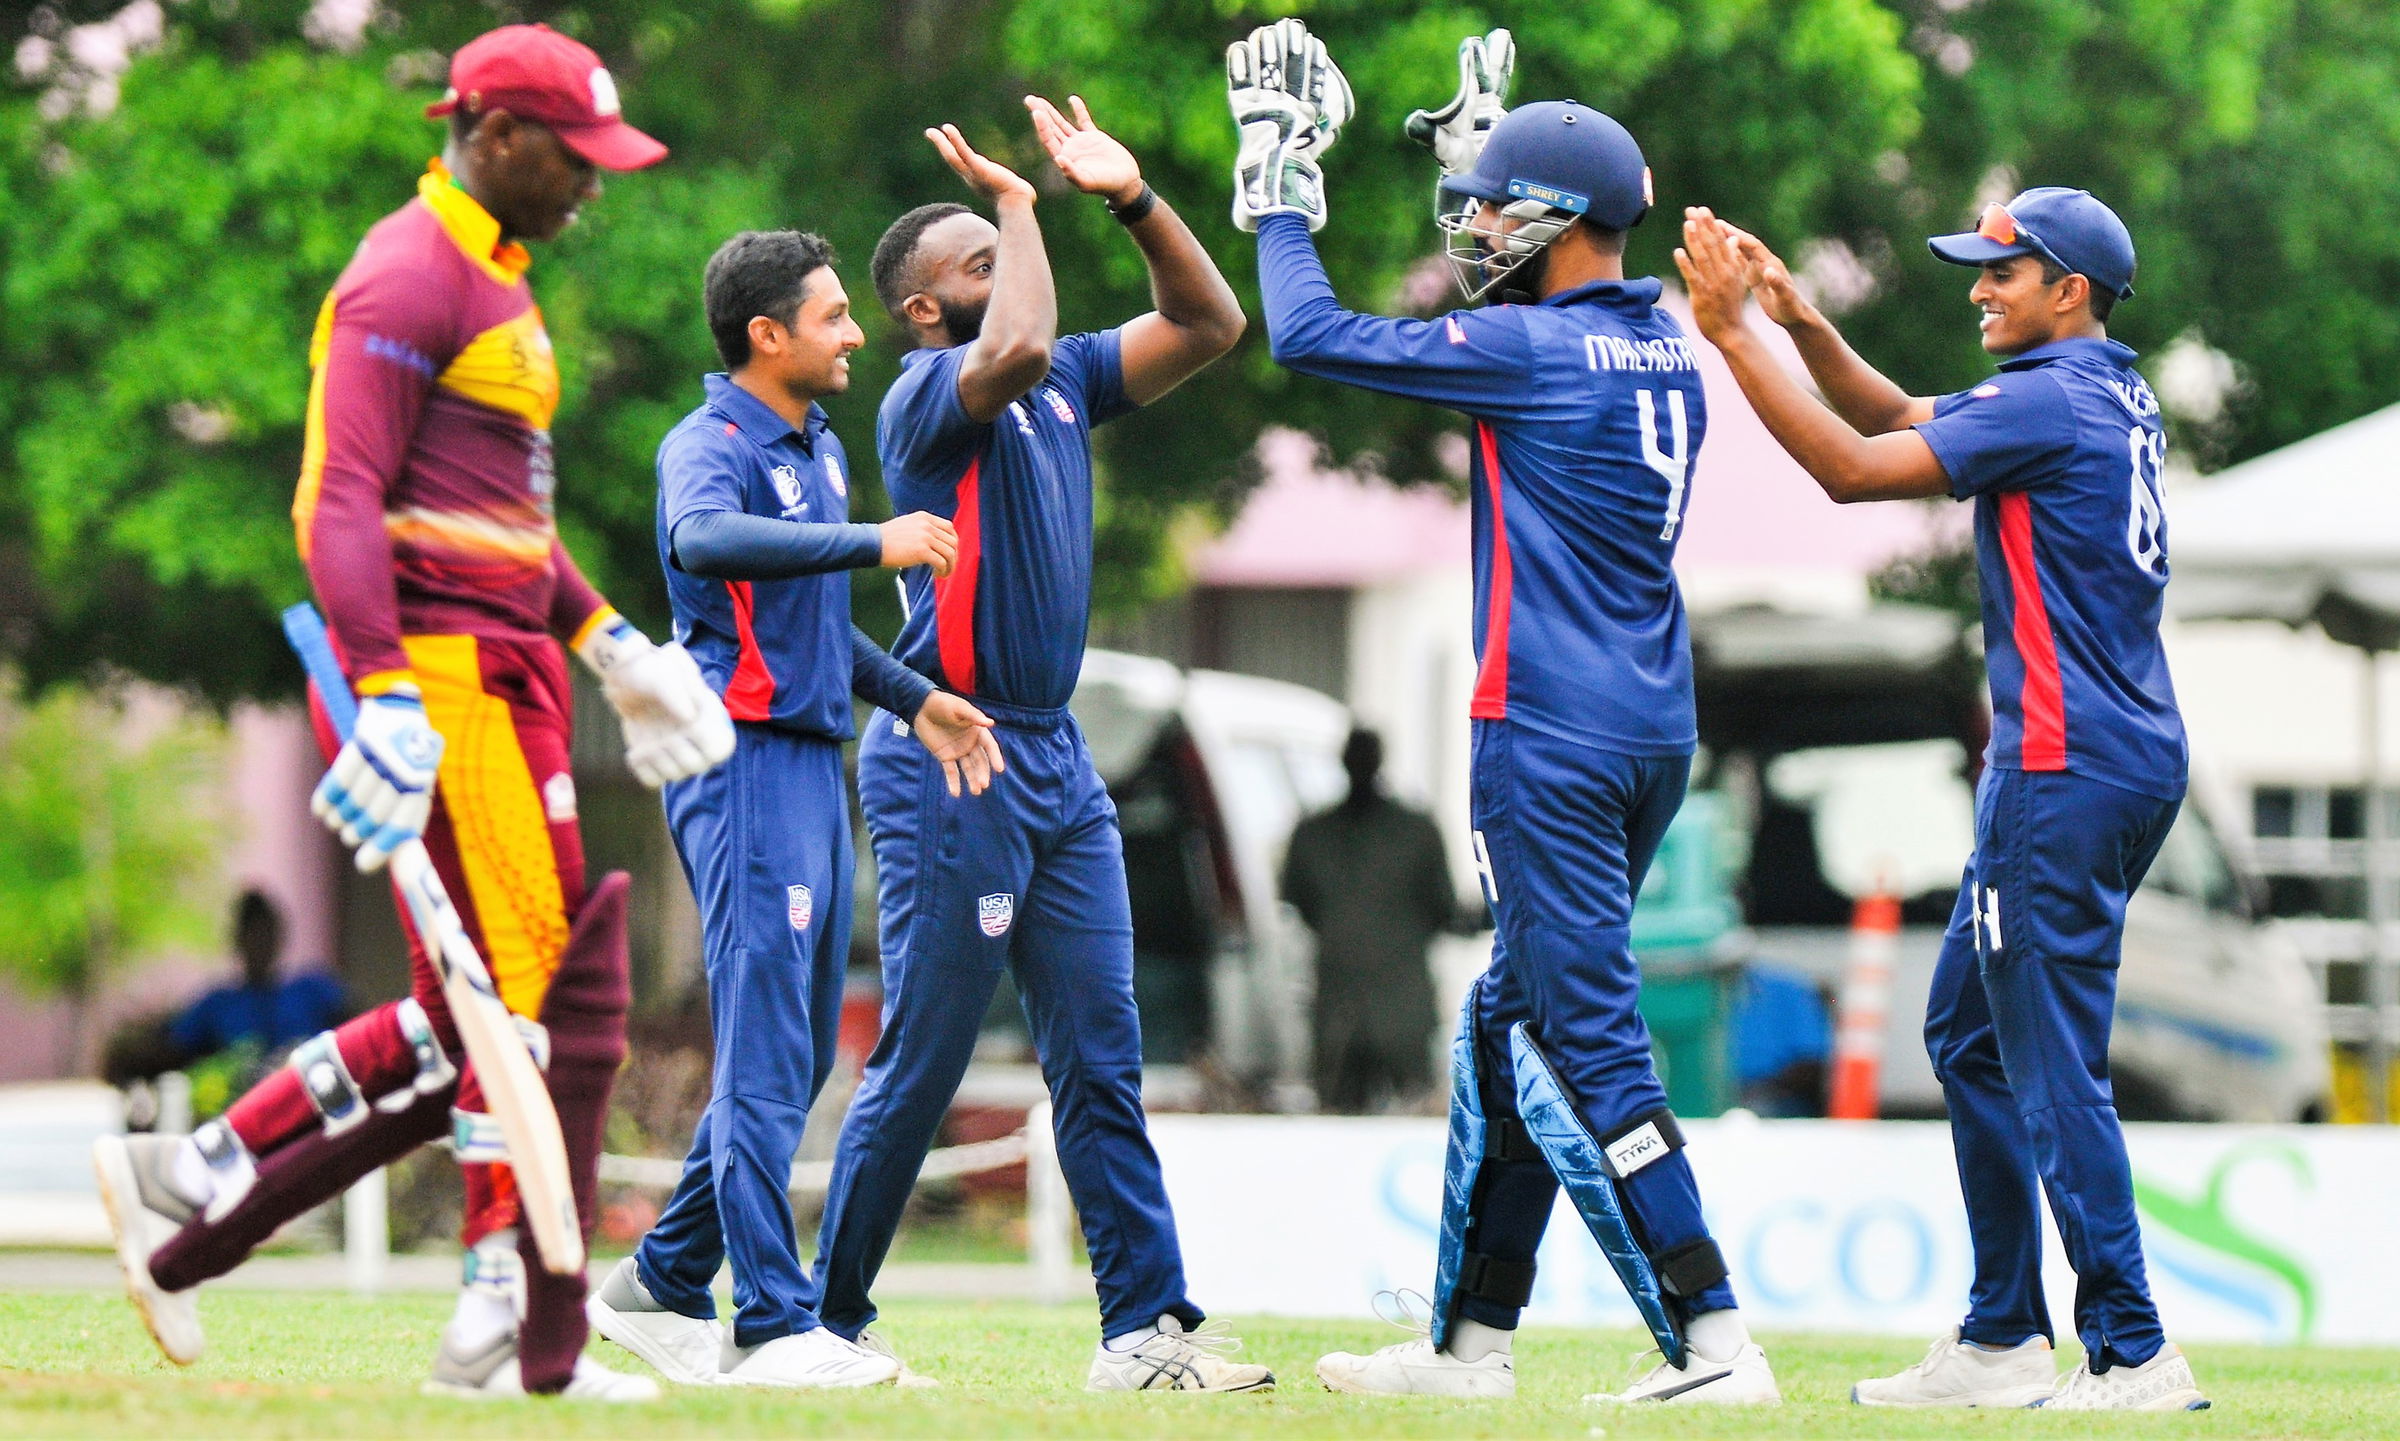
left=823, top=453, right=847, bottom=498
left=787, top=884, right=813, bottom=932
left=977, top=892, right=1015, bottom=937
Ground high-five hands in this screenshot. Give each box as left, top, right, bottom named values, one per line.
left=1405, top=28, right=1514, bottom=176
left=913, top=691, right=1005, bottom=797
left=926, top=122, right=1036, bottom=204
left=1674, top=207, right=1757, bottom=347
left=1026, top=94, right=1143, bottom=207
left=1225, top=16, right=1355, bottom=232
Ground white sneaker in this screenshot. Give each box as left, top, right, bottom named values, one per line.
left=424, top=1329, right=661, bottom=1402
left=91, top=1134, right=205, bottom=1366
left=717, top=1328, right=900, bottom=1389
left=856, top=1328, right=939, bottom=1388
left=584, top=1258, right=723, bottom=1385
left=1586, top=1342, right=1782, bottom=1405
left=1853, top=1329, right=2054, bottom=1407
left=2041, top=1343, right=2210, bottom=1411
left=1315, top=1337, right=1514, bottom=1398
left=1087, top=1316, right=1275, bottom=1393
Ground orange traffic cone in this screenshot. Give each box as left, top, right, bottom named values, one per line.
left=1827, top=888, right=1902, bottom=1120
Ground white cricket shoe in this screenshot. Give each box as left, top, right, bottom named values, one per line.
left=1087, top=1316, right=1275, bottom=1393
left=2041, top=1343, right=2210, bottom=1412
left=91, top=1133, right=205, bottom=1366
left=584, top=1257, right=722, bottom=1385
left=1315, top=1337, right=1515, bottom=1398
left=1586, top=1342, right=1782, bottom=1406
left=856, top=1327, right=939, bottom=1388
left=424, top=1329, right=661, bottom=1401
left=717, top=1328, right=900, bottom=1389
left=1853, top=1329, right=2054, bottom=1408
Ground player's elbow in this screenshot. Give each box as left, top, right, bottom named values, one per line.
left=1196, top=305, right=1247, bottom=359
left=1265, top=317, right=1326, bottom=368
left=983, top=336, right=1054, bottom=392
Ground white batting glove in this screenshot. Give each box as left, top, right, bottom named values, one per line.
left=312, top=687, right=444, bottom=874
left=1405, top=28, right=1515, bottom=175
left=1227, top=17, right=1355, bottom=233
left=576, top=614, right=736, bottom=788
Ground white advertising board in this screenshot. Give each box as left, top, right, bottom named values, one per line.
left=1149, top=1114, right=2400, bottom=1345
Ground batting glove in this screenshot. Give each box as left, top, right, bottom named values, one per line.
left=577, top=614, right=736, bottom=788
left=312, top=687, right=444, bottom=874
left=1405, top=28, right=1515, bottom=176
left=1227, top=17, right=1355, bottom=233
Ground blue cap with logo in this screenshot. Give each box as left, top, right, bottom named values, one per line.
left=1440, top=100, right=1654, bottom=230
left=1928, top=186, right=2137, bottom=300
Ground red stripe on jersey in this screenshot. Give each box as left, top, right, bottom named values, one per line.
left=1998, top=491, right=2066, bottom=769
left=933, top=456, right=983, bottom=696
left=1469, top=423, right=1512, bottom=720
left=724, top=580, right=776, bottom=721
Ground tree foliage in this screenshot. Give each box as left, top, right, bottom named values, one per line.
left=0, top=0, right=2391, bottom=698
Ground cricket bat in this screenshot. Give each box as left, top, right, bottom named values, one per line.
left=282, top=603, right=585, bottom=1277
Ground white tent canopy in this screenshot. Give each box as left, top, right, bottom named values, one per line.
left=2171, top=401, right=2400, bottom=648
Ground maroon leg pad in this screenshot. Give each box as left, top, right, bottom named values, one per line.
left=517, top=871, right=631, bottom=1395
left=222, top=1002, right=417, bottom=1156
left=150, top=1082, right=452, bottom=1293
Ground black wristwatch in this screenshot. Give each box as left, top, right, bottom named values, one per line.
left=1108, top=183, right=1158, bottom=226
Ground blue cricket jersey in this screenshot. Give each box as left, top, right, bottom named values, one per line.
left=1257, top=213, right=1703, bottom=756
left=880, top=331, right=1137, bottom=709
left=656, top=373, right=874, bottom=739
left=1914, top=337, right=2186, bottom=801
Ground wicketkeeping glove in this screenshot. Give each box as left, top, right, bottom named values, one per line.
left=1405, top=28, right=1515, bottom=176
left=577, top=614, right=736, bottom=788
left=1226, top=16, right=1355, bottom=232
left=312, top=687, right=444, bottom=874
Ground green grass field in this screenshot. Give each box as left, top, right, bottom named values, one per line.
left=3, top=1291, right=2395, bottom=1440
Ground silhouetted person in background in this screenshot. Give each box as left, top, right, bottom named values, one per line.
left=1281, top=729, right=1460, bottom=1112
left=165, top=892, right=348, bottom=1060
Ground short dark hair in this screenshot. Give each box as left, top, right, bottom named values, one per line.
left=871, top=202, right=973, bottom=324
left=2036, top=255, right=2117, bottom=325
left=704, top=230, right=838, bottom=370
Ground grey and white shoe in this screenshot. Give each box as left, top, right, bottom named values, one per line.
left=1087, top=1316, right=1275, bottom=1393
left=855, top=1327, right=939, bottom=1388
left=424, top=1327, right=661, bottom=1401
left=1586, top=1343, right=1782, bottom=1406
left=717, top=1328, right=900, bottom=1389
left=91, top=1133, right=205, bottom=1366
left=584, top=1256, right=722, bottom=1385
left=1853, top=1330, right=2054, bottom=1408
left=2041, top=1343, right=2210, bottom=1412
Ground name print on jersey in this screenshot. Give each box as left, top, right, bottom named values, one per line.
left=1584, top=333, right=1702, bottom=373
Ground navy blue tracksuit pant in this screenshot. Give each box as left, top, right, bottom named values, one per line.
left=806, top=701, right=1199, bottom=1339
left=638, top=725, right=850, bottom=1346
left=1927, top=766, right=2179, bottom=1371
left=1453, top=720, right=1737, bottom=1330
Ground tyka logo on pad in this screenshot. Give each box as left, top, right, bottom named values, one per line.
left=787, top=884, right=813, bottom=932
left=977, top=892, right=1015, bottom=937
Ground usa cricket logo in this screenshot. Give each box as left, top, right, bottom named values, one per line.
left=787, top=883, right=813, bottom=932
left=1043, top=388, right=1076, bottom=425
left=977, top=892, right=1015, bottom=937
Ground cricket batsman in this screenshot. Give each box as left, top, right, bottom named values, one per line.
left=582, top=228, right=1003, bottom=1389
left=1232, top=20, right=1777, bottom=1404
left=798, top=100, right=1269, bottom=1391
left=1675, top=190, right=2207, bottom=1411
left=91, top=24, right=730, bottom=1400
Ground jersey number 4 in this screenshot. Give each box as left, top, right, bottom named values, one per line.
left=2126, top=426, right=2168, bottom=576
left=1637, top=389, right=1691, bottom=542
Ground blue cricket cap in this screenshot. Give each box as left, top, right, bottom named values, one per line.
left=1928, top=186, right=2137, bottom=300
left=1441, top=100, right=1653, bottom=231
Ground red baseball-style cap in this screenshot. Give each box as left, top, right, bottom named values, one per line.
left=425, top=24, right=667, bottom=172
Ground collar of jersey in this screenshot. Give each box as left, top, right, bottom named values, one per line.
left=1996, top=335, right=2139, bottom=372
left=1537, top=276, right=1665, bottom=310
left=418, top=160, right=532, bottom=285
left=705, top=371, right=824, bottom=453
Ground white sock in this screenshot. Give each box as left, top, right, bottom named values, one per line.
left=1685, top=1308, right=1751, bottom=1365
left=447, top=1285, right=517, bottom=1351
left=1441, top=1317, right=1513, bottom=1363
left=169, top=1137, right=217, bottom=1205
left=1100, top=1323, right=1159, bottom=1353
